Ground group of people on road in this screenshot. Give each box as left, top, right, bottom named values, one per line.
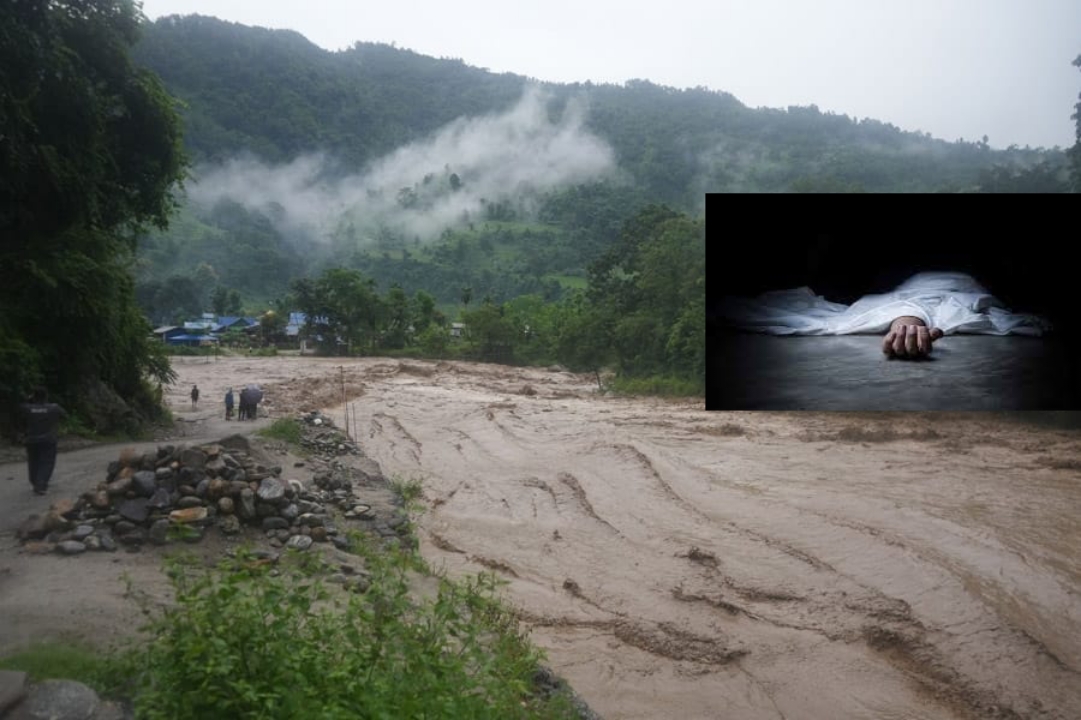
left=224, top=385, right=262, bottom=420
left=18, top=382, right=265, bottom=499
left=192, top=383, right=262, bottom=420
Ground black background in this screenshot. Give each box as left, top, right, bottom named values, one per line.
left=705, top=193, right=1080, bottom=410
left=706, top=194, right=1077, bottom=334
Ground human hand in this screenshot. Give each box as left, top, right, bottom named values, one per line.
left=882, top=317, right=943, bottom=359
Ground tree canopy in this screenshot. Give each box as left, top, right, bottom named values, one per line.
left=1, top=0, right=187, bottom=434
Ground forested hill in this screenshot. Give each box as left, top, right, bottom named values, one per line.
left=128, top=14, right=1074, bottom=323
left=134, top=14, right=1065, bottom=199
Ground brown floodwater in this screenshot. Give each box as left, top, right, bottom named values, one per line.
left=139, top=357, right=1081, bottom=718
left=310, top=359, right=1080, bottom=720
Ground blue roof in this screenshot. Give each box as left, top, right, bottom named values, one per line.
left=166, top=334, right=220, bottom=343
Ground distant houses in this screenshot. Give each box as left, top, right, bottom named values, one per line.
left=153, top=313, right=260, bottom=347
left=154, top=311, right=467, bottom=351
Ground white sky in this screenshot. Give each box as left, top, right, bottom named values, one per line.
left=140, top=0, right=1081, bottom=150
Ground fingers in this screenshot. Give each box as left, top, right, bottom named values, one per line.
left=916, top=325, right=931, bottom=355
left=893, top=326, right=906, bottom=356
left=883, top=324, right=941, bottom=358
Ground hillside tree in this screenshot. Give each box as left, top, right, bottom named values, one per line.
left=1, top=0, right=187, bottom=433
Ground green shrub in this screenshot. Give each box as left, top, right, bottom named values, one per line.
left=257, top=417, right=304, bottom=446
left=115, top=549, right=578, bottom=719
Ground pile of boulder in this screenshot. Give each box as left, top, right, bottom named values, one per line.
left=298, top=411, right=361, bottom=457
left=16, top=429, right=405, bottom=557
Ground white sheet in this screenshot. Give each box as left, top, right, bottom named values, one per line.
left=717, top=271, right=1051, bottom=336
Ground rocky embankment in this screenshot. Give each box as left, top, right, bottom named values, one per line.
left=3, top=411, right=600, bottom=720
left=3, top=412, right=411, bottom=720
left=14, top=412, right=412, bottom=559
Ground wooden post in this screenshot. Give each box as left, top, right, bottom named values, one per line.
left=340, top=366, right=349, bottom=439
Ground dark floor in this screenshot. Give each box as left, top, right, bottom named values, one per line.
left=707, top=333, right=1081, bottom=411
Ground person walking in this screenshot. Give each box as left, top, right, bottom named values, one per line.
left=19, top=387, right=66, bottom=495
left=225, top=387, right=235, bottom=420
left=191, top=384, right=200, bottom=409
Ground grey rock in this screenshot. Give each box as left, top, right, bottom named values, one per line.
left=98, top=535, right=117, bottom=552
left=297, top=513, right=324, bottom=527
left=176, top=496, right=203, bottom=509
left=83, top=535, right=102, bottom=551
left=71, top=525, right=94, bottom=541
left=255, top=503, right=277, bottom=518
left=178, top=448, right=207, bottom=471
left=280, top=503, right=299, bottom=522
left=286, top=535, right=313, bottom=551
left=7, top=679, right=98, bottom=720
left=149, top=519, right=171, bottom=545
left=117, top=528, right=145, bottom=545
left=195, top=477, right=210, bottom=498
left=257, top=478, right=286, bottom=504
left=112, top=520, right=136, bottom=535
left=262, top=517, right=289, bottom=531
left=154, top=466, right=174, bottom=480
left=238, top=489, right=256, bottom=520
left=132, top=471, right=157, bottom=498
left=218, top=497, right=235, bottom=514
left=146, top=488, right=172, bottom=510
left=116, top=499, right=149, bottom=524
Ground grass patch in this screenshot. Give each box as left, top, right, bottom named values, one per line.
left=608, top=375, right=703, bottom=398
left=390, top=475, right=424, bottom=504
left=256, top=417, right=304, bottom=446
left=0, top=642, right=110, bottom=691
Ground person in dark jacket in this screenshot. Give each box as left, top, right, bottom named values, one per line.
left=19, top=387, right=67, bottom=495
left=225, top=387, right=235, bottom=420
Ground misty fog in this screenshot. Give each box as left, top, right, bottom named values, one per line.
left=185, top=86, right=617, bottom=244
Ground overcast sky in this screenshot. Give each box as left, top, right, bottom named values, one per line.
left=140, top=0, right=1080, bottom=150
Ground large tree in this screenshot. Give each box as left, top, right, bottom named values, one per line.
left=1, top=0, right=187, bottom=434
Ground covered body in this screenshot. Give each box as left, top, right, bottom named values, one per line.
left=716, top=272, right=1052, bottom=337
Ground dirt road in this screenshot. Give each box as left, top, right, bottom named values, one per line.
left=3, top=355, right=1080, bottom=719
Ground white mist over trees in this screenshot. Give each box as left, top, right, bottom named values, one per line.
left=185, top=87, right=617, bottom=244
